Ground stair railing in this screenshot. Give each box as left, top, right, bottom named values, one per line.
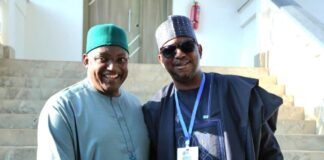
left=128, top=34, right=141, bottom=58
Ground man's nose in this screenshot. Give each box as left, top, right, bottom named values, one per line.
left=174, top=48, right=186, bottom=58
left=106, top=60, right=115, bottom=70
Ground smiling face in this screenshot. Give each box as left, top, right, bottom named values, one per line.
left=158, top=37, right=203, bottom=89
left=83, top=46, right=128, bottom=96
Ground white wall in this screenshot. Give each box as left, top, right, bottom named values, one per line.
left=173, top=0, right=248, bottom=66
left=4, top=0, right=257, bottom=66
left=294, top=0, right=324, bottom=24
left=6, top=0, right=83, bottom=61
left=268, top=4, right=324, bottom=122
left=0, top=0, right=5, bottom=43
left=4, top=0, right=322, bottom=66
left=238, top=0, right=259, bottom=66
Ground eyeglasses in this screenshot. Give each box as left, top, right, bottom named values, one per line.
left=160, top=40, right=196, bottom=58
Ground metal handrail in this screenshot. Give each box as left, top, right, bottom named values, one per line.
left=129, top=47, right=141, bottom=58
left=128, top=34, right=141, bottom=58
left=128, top=34, right=141, bottom=47
left=237, top=0, right=251, bottom=12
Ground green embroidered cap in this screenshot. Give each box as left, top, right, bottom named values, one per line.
left=86, top=24, right=129, bottom=54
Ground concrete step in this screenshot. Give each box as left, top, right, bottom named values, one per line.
left=282, top=150, right=324, bottom=160
left=1, top=59, right=277, bottom=80
left=276, top=134, right=324, bottom=151
left=0, top=129, right=36, bottom=146
left=0, top=86, right=154, bottom=104
left=0, top=67, right=86, bottom=79
left=0, top=59, right=83, bottom=69
left=0, top=76, right=80, bottom=88
left=0, top=77, right=281, bottom=99
left=258, top=78, right=277, bottom=86
left=277, top=120, right=316, bottom=134
left=0, top=90, right=286, bottom=112
left=0, top=114, right=38, bottom=129
left=259, top=84, right=285, bottom=96
left=278, top=106, right=305, bottom=120
left=0, top=100, right=45, bottom=114
left=0, top=74, right=277, bottom=90
left=0, top=87, right=59, bottom=100
left=0, top=87, right=286, bottom=108
left=258, top=76, right=277, bottom=84
left=0, top=76, right=168, bottom=91
left=0, top=146, right=36, bottom=160
left=281, top=95, right=294, bottom=106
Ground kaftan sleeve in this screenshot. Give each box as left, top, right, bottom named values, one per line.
left=37, top=98, right=77, bottom=160
left=142, top=102, right=158, bottom=160
left=253, top=86, right=284, bottom=160
left=259, top=121, right=283, bottom=160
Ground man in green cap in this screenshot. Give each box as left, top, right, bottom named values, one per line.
left=37, top=24, right=149, bottom=160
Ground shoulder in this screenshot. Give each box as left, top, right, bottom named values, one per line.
left=212, top=72, right=257, bottom=85
left=207, top=72, right=258, bottom=91
left=209, top=72, right=282, bottom=122
left=43, top=79, right=89, bottom=111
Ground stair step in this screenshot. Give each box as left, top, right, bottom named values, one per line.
left=0, top=59, right=83, bottom=69
left=0, top=146, right=36, bottom=160
left=259, top=84, right=285, bottom=96
left=0, top=129, right=37, bottom=146
left=0, top=74, right=278, bottom=90
left=0, top=87, right=59, bottom=100
left=276, top=134, right=324, bottom=151
left=0, top=100, right=45, bottom=114
left=0, top=86, right=154, bottom=104
left=258, top=76, right=277, bottom=84
left=282, top=150, right=324, bottom=160
left=278, top=106, right=304, bottom=120
left=0, top=76, right=80, bottom=88
left=0, top=114, right=38, bottom=129
left=1, top=59, right=278, bottom=80
left=277, top=120, right=316, bottom=134
left=0, top=76, right=169, bottom=89
left=281, top=95, right=294, bottom=106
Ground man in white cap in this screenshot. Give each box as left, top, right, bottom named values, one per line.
left=143, top=15, right=283, bottom=160
left=37, top=24, right=149, bottom=160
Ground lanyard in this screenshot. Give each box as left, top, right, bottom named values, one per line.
left=174, top=73, right=205, bottom=147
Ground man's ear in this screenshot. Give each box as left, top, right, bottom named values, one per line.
left=198, top=44, right=203, bottom=59
left=157, top=53, right=163, bottom=64
left=157, top=53, right=166, bottom=68
left=82, top=54, right=89, bottom=68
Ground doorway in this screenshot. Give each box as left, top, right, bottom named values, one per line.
left=83, top=0, right=172, bottom=63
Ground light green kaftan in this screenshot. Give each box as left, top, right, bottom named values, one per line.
left=37, top=79, right=149, bottom=160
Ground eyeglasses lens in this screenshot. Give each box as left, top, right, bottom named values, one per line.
left=161, top=45, right=177, bottom=58
left=160, top=40, right=196, bottom=58
left=179, top=40, right=195, bottom=53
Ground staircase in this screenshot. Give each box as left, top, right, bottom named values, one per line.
left=0, top=59, right=323, bottom=160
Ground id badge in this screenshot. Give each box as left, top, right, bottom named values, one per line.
left=177, top=146, right=199, bottom=160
